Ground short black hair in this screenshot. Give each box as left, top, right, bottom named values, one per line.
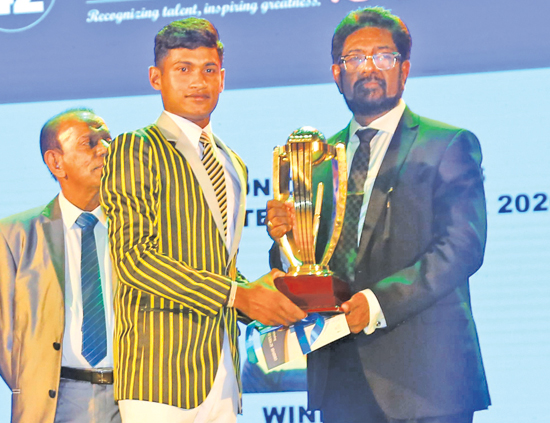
left=332, top=7, right=412, bottom=64
left=154, top=18, right=224, bottom=66
left=39, top=107, right=95, bottom=180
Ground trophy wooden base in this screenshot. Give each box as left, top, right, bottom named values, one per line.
left=274, top=275, right=351, bottom=313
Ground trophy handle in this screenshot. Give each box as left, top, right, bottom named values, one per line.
left=312, top=182, right=324, bottom=251
left=320, top=143, right=347, bottom=268
left=273, top=146, right=289, bottom=202
left=273, top=147, right=302, bottom=268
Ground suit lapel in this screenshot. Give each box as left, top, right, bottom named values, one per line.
left=41, top=196, right=65, bottom=295
left=155, top=112, right=228, bottom=249
left=356, top=107, right=419, bottom=263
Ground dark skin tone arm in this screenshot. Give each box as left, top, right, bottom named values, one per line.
left=233, top=268, right=306, bottom=327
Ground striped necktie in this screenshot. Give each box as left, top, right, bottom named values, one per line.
left=75, top=212, right=107, bottom=367
left=331, top=128, right=378, bottom=283
left=199, top=132, right=228, bottom=236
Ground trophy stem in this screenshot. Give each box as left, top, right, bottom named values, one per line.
left=280, top=235, right=302, bottom=268
left=291, top=143, right=316, bottom=264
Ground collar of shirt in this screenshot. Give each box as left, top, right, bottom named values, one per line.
left=163, top=110, right=214, bottom=156
left=349, top=99, right=406, bottom=142
left=58, top=191, right=107, bottom=230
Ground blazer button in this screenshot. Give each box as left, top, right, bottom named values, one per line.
left=49, top=390, right=56, bottom=398
left=53, top=342, right=61, bottom=351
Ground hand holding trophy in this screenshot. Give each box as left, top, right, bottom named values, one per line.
left=271, top=127, right=351, bottom=313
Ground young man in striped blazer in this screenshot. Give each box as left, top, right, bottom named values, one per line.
left=100, top=18, right=306, bottom=423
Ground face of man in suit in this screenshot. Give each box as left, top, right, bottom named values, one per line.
left=332, top=27, right=410, bottom=125
left=149, top=47, right=225, bottom=129
left=44, top=113, right=111, bottom=210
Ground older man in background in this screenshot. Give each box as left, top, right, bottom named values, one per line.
left=0, top=108, right=119, bottom=423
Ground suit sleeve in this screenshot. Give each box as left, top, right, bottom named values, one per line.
left=100, top=132, right=231, bottom=317
left=372, top=129, right=487, bottom=328
left=0, top=226, right=15, bottom=387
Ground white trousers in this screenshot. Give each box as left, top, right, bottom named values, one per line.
left=119, top=331, right=238, bottom=423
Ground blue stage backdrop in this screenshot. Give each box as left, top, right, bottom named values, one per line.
left=1, top=0, right=549, bottom=103
left=1, top=1, right=549, bottom=422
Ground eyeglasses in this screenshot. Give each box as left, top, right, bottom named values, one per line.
left=339, top=52, right=401, bottom=71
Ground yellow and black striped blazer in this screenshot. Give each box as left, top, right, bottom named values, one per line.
left=100, top=112, right=247, bottom=409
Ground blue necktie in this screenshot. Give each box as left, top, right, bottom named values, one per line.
left=76, top=213, right=107, bottom=367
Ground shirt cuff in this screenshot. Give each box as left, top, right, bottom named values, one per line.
left=227, top=281, right=238, bottom=308
left=360, top=289, right=387, bottom=335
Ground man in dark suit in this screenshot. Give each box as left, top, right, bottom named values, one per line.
left=0, top=108, right=120, bottom=423
left=267, top=7, right=490, bottom=423
left=100, top=18, right=305, bottom=423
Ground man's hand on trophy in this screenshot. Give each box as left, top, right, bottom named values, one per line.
left=233, top=268, right=307, bottom=326
left=341, top=293, right=370, bottom=334
left=266, top=199, right=295, bottom=242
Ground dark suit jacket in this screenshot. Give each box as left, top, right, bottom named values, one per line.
left=271, top=107, right=490, bottom=419
left=0, top=198, right=66, bottom=423
left=100, top=112, right=247, bottom=409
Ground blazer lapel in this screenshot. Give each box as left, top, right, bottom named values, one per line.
left=214, top=135, right=247, bottom=262
left=356, top=107, right=419, bottom=263
left=41, top=196, right=65, bottom=295
left=155, top=112, right=228, bottom=249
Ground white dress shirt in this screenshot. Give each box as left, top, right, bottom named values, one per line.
left=58, top=192, right=114, bottom=368
left=347, top=99, right=406, bottom=334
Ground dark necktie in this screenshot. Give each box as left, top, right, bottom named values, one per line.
left=200, top=132, right=228, bottom=236
left=331, top=128, right=378, bottom=283
left=76, top=212, right=107, bottom=367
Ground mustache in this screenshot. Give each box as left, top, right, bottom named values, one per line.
left=354, top=76, right=386, bottom=92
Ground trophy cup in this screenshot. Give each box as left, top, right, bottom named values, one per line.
left=272, top=127, right=351, bottom=313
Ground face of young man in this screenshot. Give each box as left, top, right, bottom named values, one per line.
left=332, top=26, right=410, bottom=123
left=149, top=47, right=225, bottom=128
left=54, top=114, right=111, bottom=193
